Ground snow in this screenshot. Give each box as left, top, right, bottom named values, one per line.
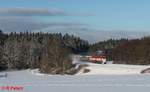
left=1, top=57, right=150, bottom=92
left=1, top=69, right=150, bottom=92
left=76, top=63, right=150, bottom=75
left=73, top=55, right=150, bottom=75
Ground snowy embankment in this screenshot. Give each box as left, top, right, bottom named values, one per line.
left=8, top=55, right=150, bottom=76
left=76, top=63, right=150, bottom=75
left=73, top=55, right=150, bottom=75
left=29, top=64, right=150, bottom=76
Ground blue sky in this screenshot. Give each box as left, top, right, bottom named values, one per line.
left=1, top=0, right=150, bottom=30
left=0, top=0, right=150, bottom=42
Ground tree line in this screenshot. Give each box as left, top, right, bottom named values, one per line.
left=112, top=37, right=150, bottom=65
left=0, top=30, right=89, bottom=74
left=89, top=37, right=150, bottom=65
left=1, top=29, right=150, bottom=74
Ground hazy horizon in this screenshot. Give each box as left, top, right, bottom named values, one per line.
left=0, top=0, right=150, bottom=43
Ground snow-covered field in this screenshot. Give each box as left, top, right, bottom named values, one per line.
left=76, top=63, right=150, bottom=75
left=1, top=57, right=150, bottom=92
